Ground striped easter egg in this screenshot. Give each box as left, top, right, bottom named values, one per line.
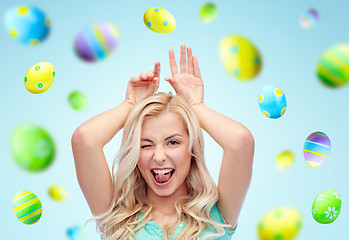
left=316, top=44, right=349, bottom=88
left=74, top=23, right=120, bottom=62
left=303, top=131, right=331, bottom=167
left=13, top=190, right=42, bottom=225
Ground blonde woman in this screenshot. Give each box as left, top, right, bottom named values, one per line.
left=71, top=44, right=254, bottom=239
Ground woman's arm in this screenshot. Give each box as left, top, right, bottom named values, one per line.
left=71, top=62, right=160, bottom=216
left=192, top=102, right=254, bottom=230
left=165, top=44, right=254, bottom=230
left=71, top=101, right=133, bottom=216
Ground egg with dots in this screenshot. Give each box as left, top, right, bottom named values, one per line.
left=13, top=190, right=42, bottom=225
left=143, top=7, right=176, bottom=33
left=257, top=206, right=302, bottom=240
left=11, top=122, right=56, bottom=172
left=312, top=189, right=341, bottom=224
left=67, top=225, right=85, bottom=240
left=258, top=84, right=287, bottom=119
left=219, top=35, right=262, bottom=80
left=24, top=62, right=55, bottom=94
left=4, top=5, right=50, bottom=45
left=303, top=131, right=331, bottom=167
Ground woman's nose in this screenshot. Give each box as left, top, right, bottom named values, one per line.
left=153, top=146, right=166, bottom=161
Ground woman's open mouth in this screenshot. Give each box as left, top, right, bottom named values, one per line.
left=150, top=169, right=175, bottom=186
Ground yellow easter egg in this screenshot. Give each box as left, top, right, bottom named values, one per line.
left=276, top=150, right=295, bottom=170
left=257, top=206, right=302, bottom=240
left=24, top=62, right=55, bottom=94
left=143, top=7, right=176, bottom=33
left=48, top=184, right=67, bottom=202
left=219, top=35, right=262, bottom=80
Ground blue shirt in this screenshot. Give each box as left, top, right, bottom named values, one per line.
left=134, top=203, right=236, bottom=239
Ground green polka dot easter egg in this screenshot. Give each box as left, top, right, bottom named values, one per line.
left=143, top=7, right=176, bottom=34
left=312, top=189, right=341, bottom=224
left=219, top=35, right=262, bottom=81
left=24, top=62, right=55, bottom=94
left=257, top=206, right=302, bottom=240
left=316, top=44, right=349, bottom=88
left=13, top=190, right=42, bottom=225
left=11, top=122, right=56, bottom=172
left=68, top=91, right=87, bottom=111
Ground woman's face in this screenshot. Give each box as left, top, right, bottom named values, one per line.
left=137, top=111, right=192, bottom=199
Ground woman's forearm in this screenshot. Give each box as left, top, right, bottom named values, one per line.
left=192, top=103, right=252, bottom=151
left=74, top=101, right=133, bottom=147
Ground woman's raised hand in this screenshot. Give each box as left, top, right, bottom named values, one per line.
left=125, top=62, right=160, bottom=107
left=165, top=44, right=204, bottom=106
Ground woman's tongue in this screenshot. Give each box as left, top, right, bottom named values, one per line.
left=155, top=172, right=171, bottom=183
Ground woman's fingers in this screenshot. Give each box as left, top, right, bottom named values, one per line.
left=180, top=44, right=187, bottom=74
left=169, top=49, right=179, bottom=76
left=139, top=72, right=147, bottom=80
left=153, top=61, right=161, bottom=79
left=187, top=46, right=193, bottom=75
left=154, top=77, right=160, bottom=93
left=193, top=56, right=202, bottom=79
left=146, top=71, right=154, bottom=80
left=164, top=77, right=179, bottom=93
left=130, top=76, right=138, bottom=82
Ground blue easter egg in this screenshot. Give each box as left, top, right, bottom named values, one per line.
left=67, top=225, right=85, bottom=240
left=4, top=5, right=50, bottom=45
left=258, top=84, right=287, bottom=119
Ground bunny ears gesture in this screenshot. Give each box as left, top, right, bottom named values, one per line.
left=165, top=44, right=204, bottom=107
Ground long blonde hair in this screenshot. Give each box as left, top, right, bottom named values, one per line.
left=93, top=92, right=231, bottom=239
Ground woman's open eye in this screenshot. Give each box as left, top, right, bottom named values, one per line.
left=168, top=140, right=179, bottom=146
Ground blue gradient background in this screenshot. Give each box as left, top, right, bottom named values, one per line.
left=1, top=0, right=348, bottom=239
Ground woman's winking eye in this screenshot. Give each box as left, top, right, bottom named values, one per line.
left=140, top=140, right=179, bottom=149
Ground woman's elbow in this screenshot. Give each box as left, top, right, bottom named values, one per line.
left=71, top=126, right=93, bottom=148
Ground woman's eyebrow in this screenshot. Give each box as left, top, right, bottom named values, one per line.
left=141, top=133, right=182, bottom=142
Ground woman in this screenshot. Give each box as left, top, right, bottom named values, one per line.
left=71, top=44, right=254, bottom=239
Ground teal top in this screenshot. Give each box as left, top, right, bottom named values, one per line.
left=100, top=203, right=236, bottom=239
left=134, top=203, right=236, bottom=239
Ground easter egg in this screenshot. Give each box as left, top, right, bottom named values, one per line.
left=300, top=9, right=319, bottom=28
left=257, top=206, right=302, bottom=240
left=4, top=6, right=50, bottom=45
left=276, top=150, right=295, bottom=170
left=13, top=190, right=42, bottom=225
left=74, top=23, right=120, bottom=62
left=24, top=62, right=55, bottom=94
left=316, top=44, right=349, bottom=88
left=143, top=7, right=176, bottom=34
left=199, top=3, right=218, bottom=23
left=303, top=131, right=331, bottom=167
left=219, top=35, right=262, bottom=80
left=258, top=84, right=287, bottom=119
left=67, top=225, right=85, bottom=240
left=48, top=185, right=68, bottom=202
left=68, top=91, right=88, bottom=111
left=11, top=122, right=55, bottom=172
left=312, top=189, right=341, bottom=224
